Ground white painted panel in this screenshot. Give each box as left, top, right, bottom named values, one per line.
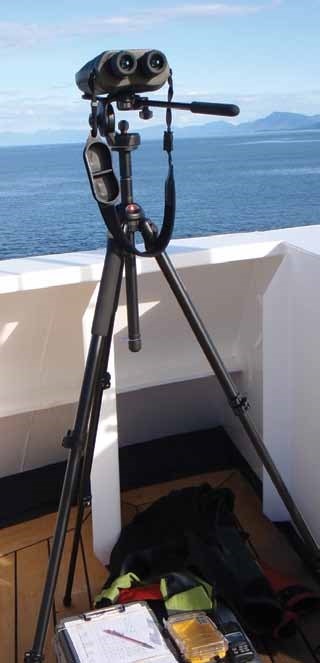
left=0, top=404, right=76, bottom=477
left=230, top=254, right=283, bottom=476
left=289, top=250, right=320, bottom=545
left=114, top=262, right=254, bottom=392
left=0, top=411, right=32, bottom=477
left=81, top=284, right=121, bottom=565
left=23, top=403, right=76, bottom=471
left=0, top=283, right=96, bottom=416
left=262, top=248, right=320, bottom=544
left=91, top=386, right=121, bottom=564
left=90, top=340, right=121, bottom=565
left=263, top=254, right=293, bottom=522
left=117, top=373, right=242, bottom=446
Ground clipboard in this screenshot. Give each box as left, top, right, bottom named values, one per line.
left=55, top=602, right=179, bottom=663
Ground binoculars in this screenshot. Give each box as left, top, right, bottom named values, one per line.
left=76, top=49, right=169, bottom=96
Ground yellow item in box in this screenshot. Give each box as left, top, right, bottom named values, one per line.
left=166, top=612, right=228, bottom=662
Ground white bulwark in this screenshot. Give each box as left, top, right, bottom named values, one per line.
left=1, top=225, right=320, bottom=562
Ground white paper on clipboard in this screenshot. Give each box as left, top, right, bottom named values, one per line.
left=63, top=603, right=177, bottom=663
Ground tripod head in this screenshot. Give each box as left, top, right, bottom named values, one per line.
left=88, top=93, right=240, bottom=139
left=76, top=48, right=239, bottom=241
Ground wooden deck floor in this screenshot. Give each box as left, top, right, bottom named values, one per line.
left=1, top=469, right=319, bottom=662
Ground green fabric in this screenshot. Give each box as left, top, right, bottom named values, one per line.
left=190, top=574, right=213, bottom=600
left=160, top=577, right=215, bottom=611
left=94, top=572, right=140, bottom=606
left=95, top=571, right=215, bottom=612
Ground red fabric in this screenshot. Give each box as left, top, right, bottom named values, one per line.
left=260, top=561, right=299, bottom=592
left=285, top=591, right=320, bottom=611
left=261, top=560, right=320, bottom=615
left=118, top=584, right=162, bottom=604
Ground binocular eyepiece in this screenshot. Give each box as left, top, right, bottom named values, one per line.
left=76, top=49, right=169, bottom=97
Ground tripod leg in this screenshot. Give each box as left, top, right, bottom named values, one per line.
left=62, top=341, right=113, bottom=606
left=63, top=264, right=122, bottom=608
left=62, top=344, right=107, bottom=608
left=25, top=238, right=124, bottom=663
left=156, top=250, right=320, bottom=568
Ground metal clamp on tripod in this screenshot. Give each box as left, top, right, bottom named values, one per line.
left=25, top=48, right=320, bottom=663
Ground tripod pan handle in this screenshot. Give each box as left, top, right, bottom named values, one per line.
left=190, top=102, right=240, bottom=117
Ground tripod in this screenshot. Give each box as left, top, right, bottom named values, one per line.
left=25, top=104, right=320, bottom=663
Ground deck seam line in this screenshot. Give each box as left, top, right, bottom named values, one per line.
left=1, top=521, right=87, bottom=557
left=214, top=468, right=237, bottom=487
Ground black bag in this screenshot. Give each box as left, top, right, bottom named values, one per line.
left=107, top=484, right=284, bottom=635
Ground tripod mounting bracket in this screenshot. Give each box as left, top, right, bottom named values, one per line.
left=24, top=650, right=44, bottom=663
left=108, top=128, right=141, bottom=150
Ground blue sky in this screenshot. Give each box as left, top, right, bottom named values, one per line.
left=1, top=0, right=320, bottom=134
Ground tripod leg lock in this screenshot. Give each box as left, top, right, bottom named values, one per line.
left=62, top=429, right=85, bottom=450
left=24, top=650, right=44, bottom=663
left=230, top=393, right=250, bottom=416
left=101, top=371, right=111, bottom=390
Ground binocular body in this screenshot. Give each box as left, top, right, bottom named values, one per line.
left=76, top=49, right=169, bottom=96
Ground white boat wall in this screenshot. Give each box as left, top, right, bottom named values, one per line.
left=1, top=225, right=320, bottom=563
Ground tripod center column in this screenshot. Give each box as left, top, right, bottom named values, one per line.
left=112, top=120, right=141, bottom=207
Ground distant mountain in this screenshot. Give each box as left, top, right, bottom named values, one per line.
left=1, top=112, right=320, bottom=146
left=238, top=111, right=320, bottom=133
left=139, top=111, right=320, bottom=139
left=138, top=120, right=235, bottom=140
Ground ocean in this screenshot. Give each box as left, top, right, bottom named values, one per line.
left=0, top=131, right=320, bottom=261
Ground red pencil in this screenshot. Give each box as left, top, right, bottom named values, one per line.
left=103, top=628, right=154, bottom=649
